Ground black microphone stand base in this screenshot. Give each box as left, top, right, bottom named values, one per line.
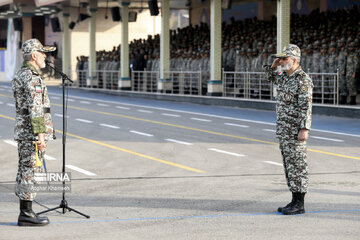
left=37, top=199, right=90, bottom=218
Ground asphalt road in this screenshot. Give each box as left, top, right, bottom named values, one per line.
left=0, top=82, right=359, bottom=240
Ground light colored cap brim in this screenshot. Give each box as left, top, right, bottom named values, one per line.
left=39, top=46, right=56, bottom=52
left=271, top=53, right=290, bottom=58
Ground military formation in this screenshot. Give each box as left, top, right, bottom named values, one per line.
left=76, top=7, right=359, bottom=103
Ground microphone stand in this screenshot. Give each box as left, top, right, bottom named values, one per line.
left=37, top=61, right=90, bottom=219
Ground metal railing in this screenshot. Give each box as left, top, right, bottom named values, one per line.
left=308, top=72, right=338, bottom=104
left=223, top=71, right=273, bottom=100
left=131, top=70, right=202, bottom=95
left=72, top=69, right=339, bottom=105
left=131, top=71, right=159, bottom=92
left=72, top=70, right=120, bottom=90
left=223, top=71, right=339, bottom=104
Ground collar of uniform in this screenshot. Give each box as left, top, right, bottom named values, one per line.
left=22, top=61, right=40, bottom=76
left=288, top=66, right=302, bottom=78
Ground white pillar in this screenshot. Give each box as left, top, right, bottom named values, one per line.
left=276, top=0, right=290, bottom=53
left=158, top=0, right=171, bottom=92
left=87, top=0, right=97, bottom=87
left=118, top=2, right=131, bottom=90
left=207, top=0, right=222, bottom=96
left=62, top=8, right=70, bottom=75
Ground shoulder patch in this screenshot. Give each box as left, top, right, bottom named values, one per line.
left=300, top=85, right=308, bottom=93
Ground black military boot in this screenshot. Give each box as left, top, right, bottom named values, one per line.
left=277, top=192, right=295, bottom=213
left=18, top=200, right=49, bottom=226
left=282, top=192, right=305, bottom=215
left=349, top=96, right=357, bottom=105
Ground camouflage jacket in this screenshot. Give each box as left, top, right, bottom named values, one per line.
left=12, top=61, right=55, bottom=141
left=263, top=65, right=313, bottom=140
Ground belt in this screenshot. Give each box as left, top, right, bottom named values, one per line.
left=19, top=108, right=50, bottom=115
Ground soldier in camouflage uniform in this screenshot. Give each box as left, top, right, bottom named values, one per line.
left=346, top=43, right=359, bottom=105
left=12, top=39, right=56, bottom=226
left=337, top=39, right=347, bottom=104
left=263, top=44, right=313, bottom=215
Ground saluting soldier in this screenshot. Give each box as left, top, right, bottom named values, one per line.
left=263, top=44, right=313, bottom=215
left=12, top=39, right=56, bottom=226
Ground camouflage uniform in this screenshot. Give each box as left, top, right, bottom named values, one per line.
left=12, top=39, right=56, bottom=201
left=346, top=44, right=359, bottom=97
left=263, top=44, right=313, bottom=194
left=337, top=45, right=347, bottom=98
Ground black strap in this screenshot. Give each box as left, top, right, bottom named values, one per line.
left=19, top=109, right=29, bottom=115
left=18, top=108, right=50, bottom=115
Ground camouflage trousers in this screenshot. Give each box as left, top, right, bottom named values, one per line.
left=346, top=74, right=357, bottom=96
left=339, top=73, right=347, bottom=96
left=279, top=139, right=309, bottom=193
left=15, top=141, right=45, bottom=201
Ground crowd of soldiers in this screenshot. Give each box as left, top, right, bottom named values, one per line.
left=76, top=7, right=360, bottom=103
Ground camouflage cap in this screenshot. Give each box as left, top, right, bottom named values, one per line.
left=272, top=44, right=301, bottom=59
left=22, top=38, right=56, bottom=55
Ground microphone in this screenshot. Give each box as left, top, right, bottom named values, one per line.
left=44, top=59, right=73, bottom=83
left=45, top=60, right=52, bottom=66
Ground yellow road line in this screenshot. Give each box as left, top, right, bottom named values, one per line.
left=0, top=113, right=15, bottom=121
left=2, top=93, right=360, bottom=160
left=53, top=103, right=360, bottom=160
left=0, top=113, right=204, bottom=173
left=53, top=103, right=277, bottom=145
left=58, top=130, right=204, bottom=173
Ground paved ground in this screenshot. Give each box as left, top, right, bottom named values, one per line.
left=0, top=82, right=359, bottom=240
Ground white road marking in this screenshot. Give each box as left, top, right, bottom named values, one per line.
left=162, top=113, right=180, bottom=117
left=47, top=93, right=360, bottom=138
left=138, top=109, right=153, bottom=113
left=130, top=130, right=153, bottom=137
left=75, top=118, right=93, bottom=123
left=44, top=155, right=56, bottom=161
left=310, top=136, right=344, bottom=142
left=310, top=129, right=360, bottom=138
left=225, top=123, right=249, bottom=128
left=263, top=129, right=276, bottom=133
left=263, top=161, right=283, bottom=166
left=48, top=94, right=276, bottom=126
left=208, top=148, right=245, bottom=157
left=54, top=114, right=69, bottom=118
left=51, top=96, right=60, bottom=100
left=4, top=140, right=17, bottom=147
left=67, top=98, right=75, bottom=102
left=6, top=103, right=14, bottom=107
left=116, top=106, right=130, bottom=110
left=165, top=139, right=193, bottom=145
left=96, top=103, right=109, bottom=107
left=0, top=101, right=3, bottom=104
left=3, top=140, right=56, bottom=160
left=99, top=123, right=120, bottom=129
left=0, top=89, right=4, bottom=91
left=191, top=117, right=212, bottom=122
left=65, top=165, right=96, bottom=176
left=80, top=101, right=91, bottom=104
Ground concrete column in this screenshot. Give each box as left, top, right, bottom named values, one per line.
left=87, top=0, right=97, bottom=87
left=276, top=0, right=290, bottom=53
left=158, top=0, right=171, bottom=92
left=22, top=17, right=32, bottom=41
left=62, top=8, right=71, bottom=75
left=207, top=0, right=222, bottom=96
left=118, top=2, right=131, bottom=90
